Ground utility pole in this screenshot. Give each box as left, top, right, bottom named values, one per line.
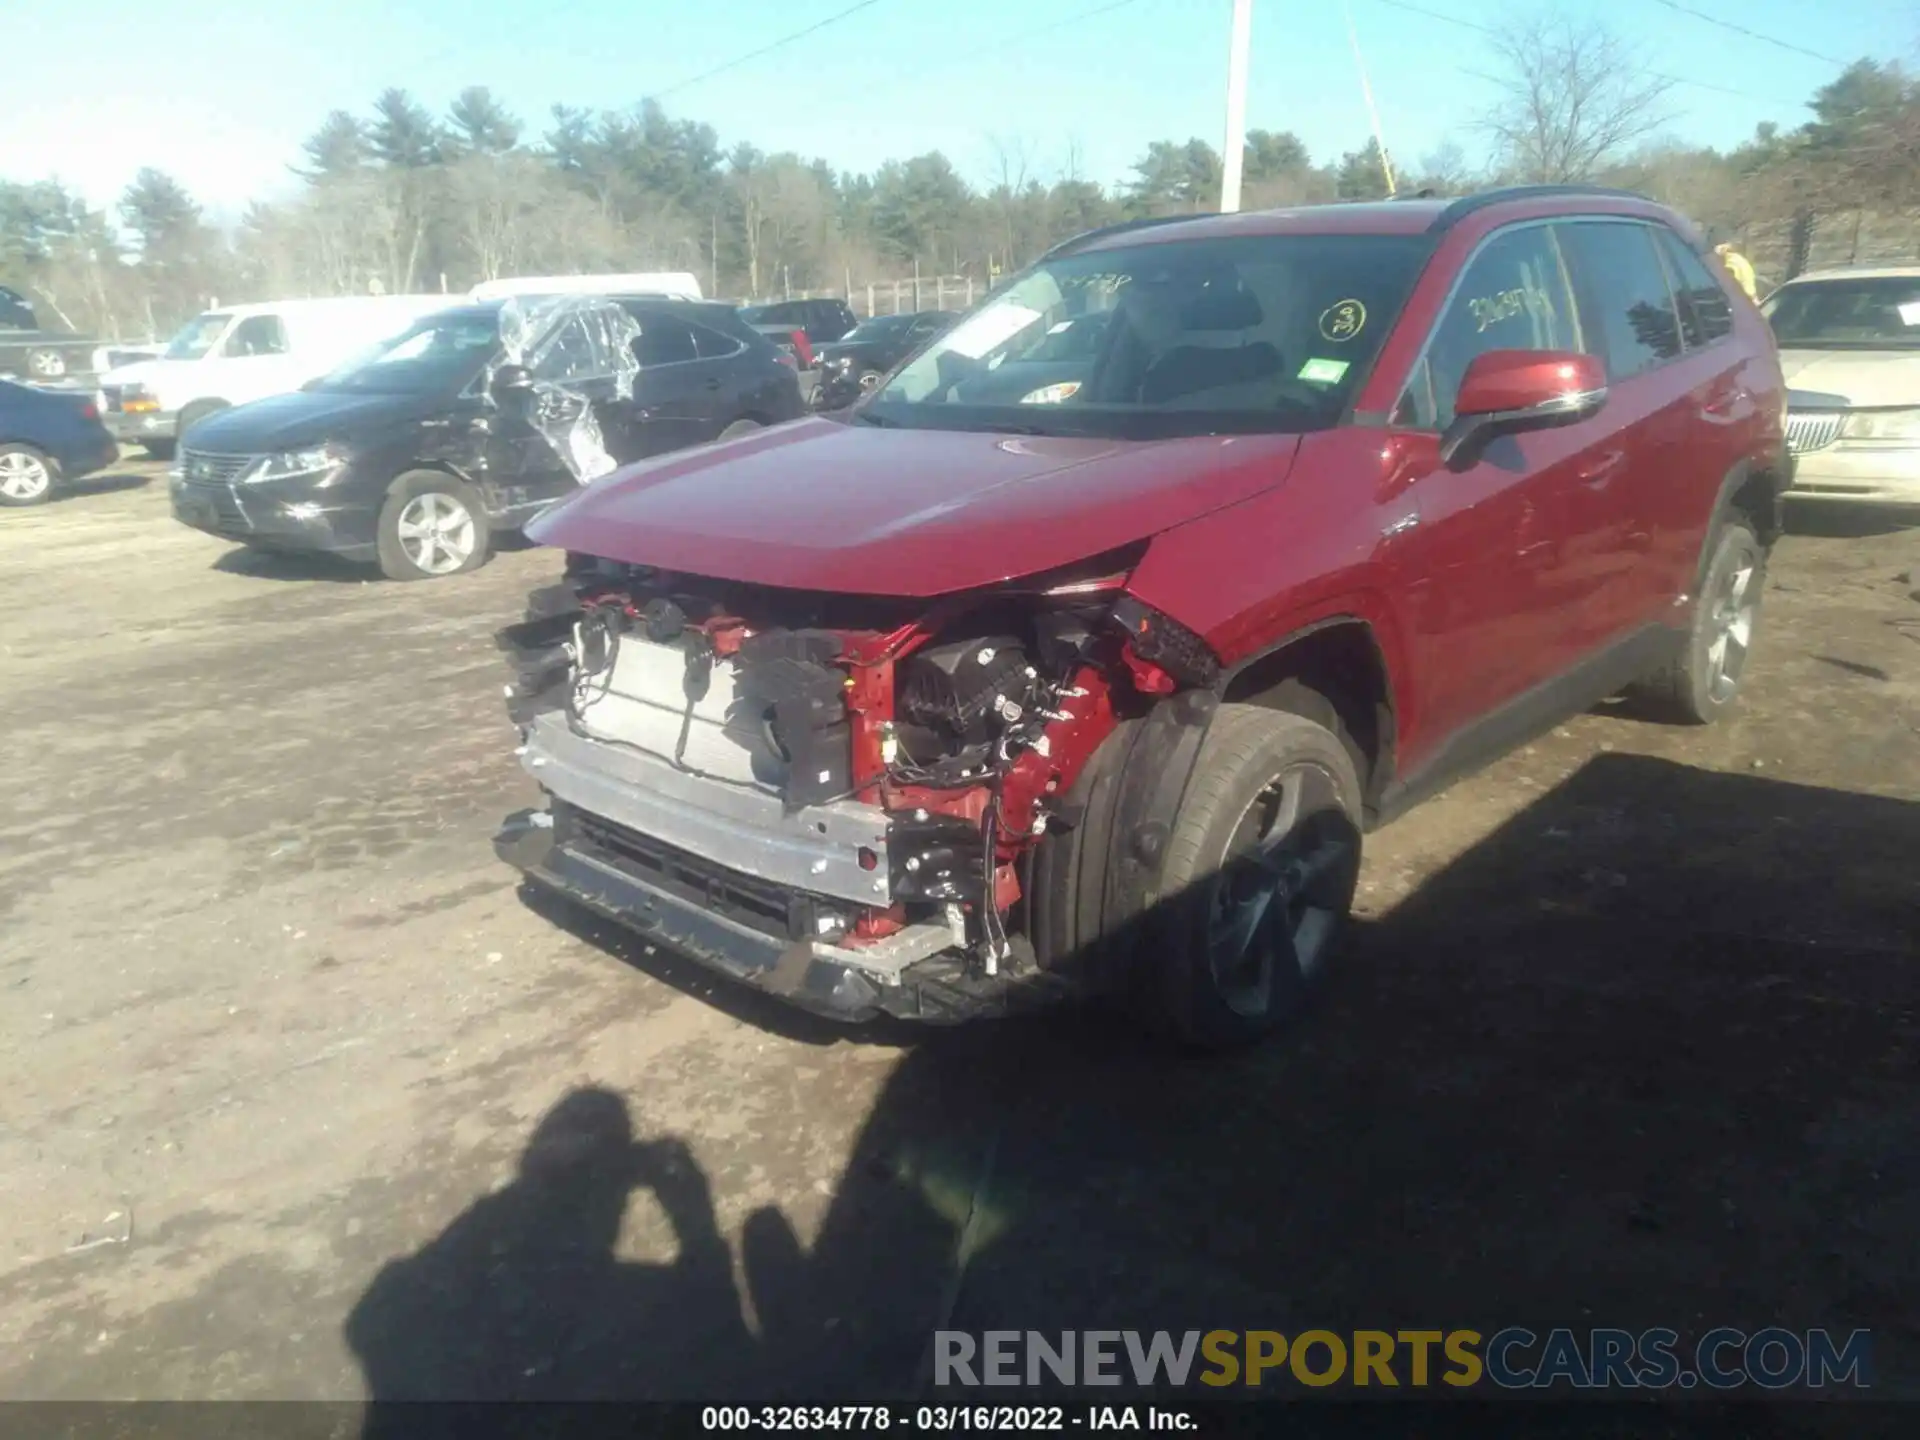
left=1220, top=0, right=1253, bottom=213
left=1343, top=0, right=1397, bottom=196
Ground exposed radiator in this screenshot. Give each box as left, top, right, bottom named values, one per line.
left=570, top=631, right=785, bottom=791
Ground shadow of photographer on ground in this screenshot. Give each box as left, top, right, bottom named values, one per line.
left=348, top=754, right=1920, bottom=1416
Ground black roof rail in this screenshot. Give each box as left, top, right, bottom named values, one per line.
left=1431, top=184, right=1654, bottom=230
left=1039, top=212, right=1202, bottom=262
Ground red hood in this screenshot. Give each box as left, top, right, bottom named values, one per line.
left=528, top=417, right=1301, bottom=596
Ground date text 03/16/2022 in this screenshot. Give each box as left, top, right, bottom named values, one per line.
left=701, top=1407, right=1194, bottom=1431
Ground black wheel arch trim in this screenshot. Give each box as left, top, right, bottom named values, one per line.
left=1219, top=613, right=1402, bottom=814
left=1698, top=452, right=1785, bottom=596
left=384, top=460, right=492, bottom=509
left=1090, top=687, right=1221, bottom=987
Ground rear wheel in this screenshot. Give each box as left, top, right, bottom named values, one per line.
left=1633, top=519, right=1765, bottom=724
left=0, top=444, right=56, bottom=506
left=375, top=472, right=491, bottom=581
left=142, top=441, right=177, bottom=461
left=1137, top=706, right=1364, bottom=1050
left=857, top=368, right=884, bottom=394
left=25, top=349, right=66, bottom=380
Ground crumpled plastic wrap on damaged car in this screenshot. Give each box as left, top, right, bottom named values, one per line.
left=498, top=294, right=642, bottom=484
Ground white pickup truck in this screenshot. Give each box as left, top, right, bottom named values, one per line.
left=99, top=295, right=450, bottom=457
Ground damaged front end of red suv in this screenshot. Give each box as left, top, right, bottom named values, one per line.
left=494, top=539, right=1221, bottom=1022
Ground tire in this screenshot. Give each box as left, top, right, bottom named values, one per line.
left=176, top=400, right=228, bottom=445
left=142, top=441, right=177, bottom=461
left=0, top=443, right=57, bottom=507
left=1632, top=520, right=1765, bottom=725
left=718, top=418, right=762, bottom=440
left=375, top=471, right=491, bottom=581
left=1136, top=705, right=1365, bottom=1050
left=857, top=368, right=884, bottom=394
left=25, top=349, right=66, bottom=380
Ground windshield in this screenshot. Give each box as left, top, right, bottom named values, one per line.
left=865, top=233, right=1430, bottom=438
left=1765, top=277, right=1920, bottom=350
left=164, top=313, right=233, bottom=361
left=840, top=314, right=913, bottom=344
left=315, top=310, right=499, bottom=394
left=996, top=311, right=1113, bottom=366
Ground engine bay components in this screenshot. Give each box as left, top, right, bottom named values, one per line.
left=494, top=556, right=1205, bottom=1008
left=733, top=630, right=856, bottom=809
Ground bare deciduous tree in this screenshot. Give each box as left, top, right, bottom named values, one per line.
left=1478, top=16, right=1676, bottom=183
left=444, top=154, right=544, bottom=282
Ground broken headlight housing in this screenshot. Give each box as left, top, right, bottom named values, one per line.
left=245, top=445, right=347, bottom=483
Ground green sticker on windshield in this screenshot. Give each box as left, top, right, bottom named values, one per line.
left=1299, top=357, right=1350, bottom=385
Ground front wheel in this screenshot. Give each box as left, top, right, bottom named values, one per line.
left=1633, top=520, right=1765, bottom=724
left=1140, top=705, right=1364, bottom=1050
left=25, top=349, right=66, bottom=380
left=0, top=443, right=56, bottom=506
left=718, top=418, right=762, bottom=440
left=375, top=472, right=491, bottom=581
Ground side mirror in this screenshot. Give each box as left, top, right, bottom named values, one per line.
left=490, top=363, right=536, bottom=403
left=1439, top=350, right=1607, bottom=470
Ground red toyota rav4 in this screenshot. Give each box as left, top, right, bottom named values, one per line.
left=495, top=186, right=1788, bottom=1048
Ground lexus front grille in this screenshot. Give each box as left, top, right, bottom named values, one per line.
left=179, top=448, right=257, bottom=485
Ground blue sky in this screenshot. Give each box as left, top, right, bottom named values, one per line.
left=2, top=0, right=1910, bottom=224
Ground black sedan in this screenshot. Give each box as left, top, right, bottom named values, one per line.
left=0, top=378, right=120, bottom=507
left=170, top=295, right=804, bottom=580
left=810, top=311, right=957, bottom=410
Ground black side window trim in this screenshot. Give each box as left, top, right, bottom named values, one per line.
left=1650, top=223, right=1736, bottom=355
left=692, top=320, right=746, bottom=361
left=1556, top=218, right=1688, bottom=381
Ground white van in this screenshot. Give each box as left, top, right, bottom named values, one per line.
left=100, top=295, right=452, bottom=457
left=469, top=272, right=704, bottom=303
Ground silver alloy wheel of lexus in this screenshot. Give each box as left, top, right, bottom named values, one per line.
left=395, top=491, right=477, bottom=575
left=26, top=349, right=66, bottom=379
left=0, top=450, right=53, bottom=502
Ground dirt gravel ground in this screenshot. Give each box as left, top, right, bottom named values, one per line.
left=1, top=458, right=1917, bottom=1410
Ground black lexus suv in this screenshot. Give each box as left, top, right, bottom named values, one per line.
left=170, top=295, right=804, bottom=580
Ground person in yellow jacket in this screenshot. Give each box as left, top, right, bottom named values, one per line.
left=1715, top=242, right=1758, bottom=300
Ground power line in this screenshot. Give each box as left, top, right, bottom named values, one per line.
left=1649, top=0, right=1848, bottom=67
left=1366, top=0, right=1803, bottom=106
left=654, top=0, right=896, bottom=100
left=1370, top=0, right=1492, bottom=33
left=869, top=0, right=1154, bottom=90
left=1026, top=0, right=1152, bottom=42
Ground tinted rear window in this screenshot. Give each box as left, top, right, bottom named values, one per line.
left=1655, top=229, right=1735, bottom=349
left=1558, top=221, right=1684, bottom=378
